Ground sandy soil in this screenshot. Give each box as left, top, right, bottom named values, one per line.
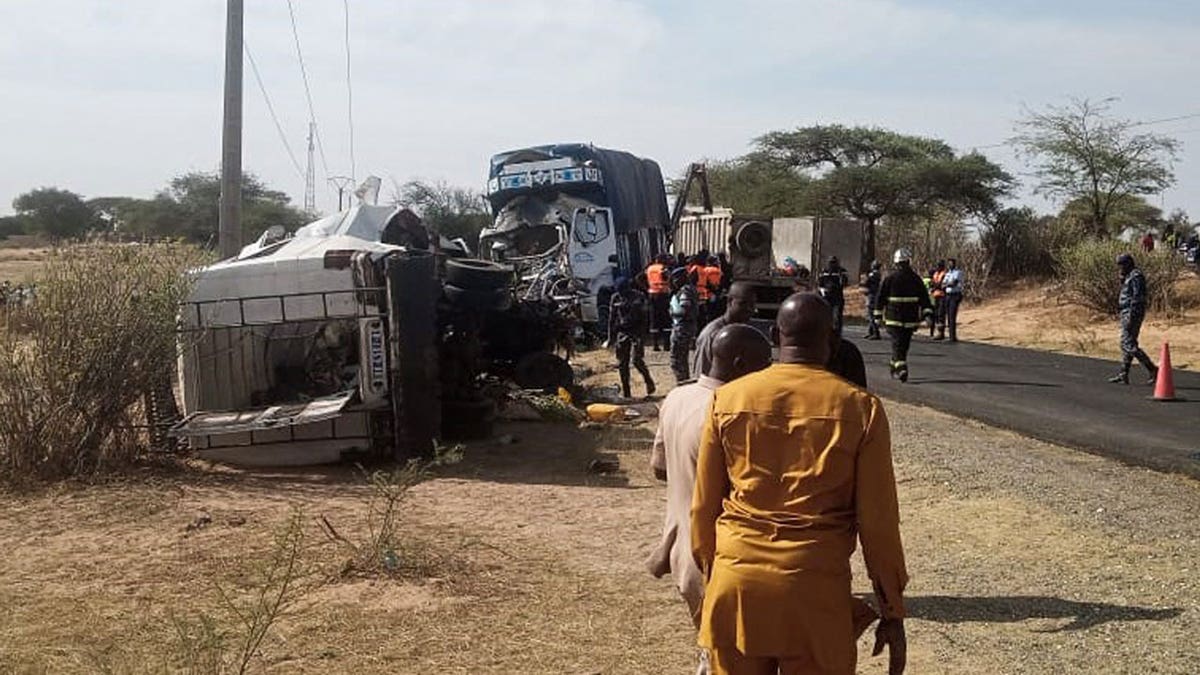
left=1, top=350, right=1197, bottom=674
left=955, top=280, right=1200, bottom=371
left=0, top=246, right=46, bottom=284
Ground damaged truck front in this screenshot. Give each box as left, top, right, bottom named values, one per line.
left=478, top=144, right=670, bottom=331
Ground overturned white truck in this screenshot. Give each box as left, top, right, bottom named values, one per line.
left=478, top=144, right=671, bottom=329
left=171, top=205, right=442, bottom=466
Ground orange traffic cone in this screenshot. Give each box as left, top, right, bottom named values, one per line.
left=1152, top=342, right=1177, bottom=402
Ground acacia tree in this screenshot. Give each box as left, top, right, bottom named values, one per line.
left=12, top=187, right=100, bottom=239
left=1011, top=97, right=1179, bottom=237
left=755, top=125, right=1012, bottom=266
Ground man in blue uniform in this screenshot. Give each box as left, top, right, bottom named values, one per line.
left=1108, top=253, right=1158, bottom=384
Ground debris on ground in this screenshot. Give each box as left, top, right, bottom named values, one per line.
left=184, top=511, right=212, bottom=533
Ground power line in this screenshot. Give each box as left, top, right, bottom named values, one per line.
left=343, top=0, right=356, bottom=183
left=1132, top=112, right=1200, bottom=127
left=285, top=0, right=331, bottom=181
left=244, top=41, right=305, bottom=181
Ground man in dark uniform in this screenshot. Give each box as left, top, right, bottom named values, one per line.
left=668, top=266, right=699, bottom=385
left=817, top=256, right=849, bottom=335
left=860, top=260, right=883, bottom=340
left=607, top=277, right=656, bottom=399
left=876, top=248, right=933, bottom=383
left=1108, top=253, right=1158, bottom=384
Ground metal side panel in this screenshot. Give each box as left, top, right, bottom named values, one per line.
left=169, top=390, right=356, bottom=438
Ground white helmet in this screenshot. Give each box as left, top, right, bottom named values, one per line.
left=893, top=248, right=913, bottom=264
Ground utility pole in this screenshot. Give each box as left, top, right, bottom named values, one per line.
left=329, top=175, right=355, bottom=211
left=304, top=122, right=316, bottom=214
left=218, top=0, right=244, bottom=259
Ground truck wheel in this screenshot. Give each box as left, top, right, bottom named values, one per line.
left=444, top=284, right=513, bottom=312
left=445, top=258, right=513, bottom=291
left=514, top=351, right=574, bottom=392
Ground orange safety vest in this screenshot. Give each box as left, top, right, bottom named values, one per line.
left=646, top=263, right=669, bottom=294
left=932, top=270, right=947, bottom=299
left=702, top=265, right=723, bottom=299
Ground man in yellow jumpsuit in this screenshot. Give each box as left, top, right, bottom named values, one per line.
left=691, top=292, right=908, bottom=675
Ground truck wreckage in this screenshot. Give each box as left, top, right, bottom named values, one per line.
left=170, top=197, right=575, bottom=467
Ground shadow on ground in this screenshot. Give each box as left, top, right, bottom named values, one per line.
left=906, top=595, right=1182, bottom=631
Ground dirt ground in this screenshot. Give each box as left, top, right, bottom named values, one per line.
left=953, top=279, right=1200, bottom=371
left=1, top=350, right=1197, bottom=674
left=0, top=245, right=46, bottom=284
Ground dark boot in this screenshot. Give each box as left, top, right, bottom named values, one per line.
left=1108, top=366, right=1130, bottom=384
left=620, top=374, right=632, bottom=400
left=934, top=328, right=945, bottom=341
left=1136, top=351, right=1158, bottom=385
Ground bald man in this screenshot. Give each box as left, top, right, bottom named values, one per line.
left=649, top=325, right=773, bottom=675
left=692, top=293, right=908, bottom=675
left=692, top=282, right=758, bottom=378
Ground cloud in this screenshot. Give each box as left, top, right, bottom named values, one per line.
left=0, top=0, right=1196, bottom=217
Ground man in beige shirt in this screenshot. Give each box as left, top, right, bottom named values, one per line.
left=648, top=325, right=773, bottom=673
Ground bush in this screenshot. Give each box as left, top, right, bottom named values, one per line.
left=0, top=242, right=209, bottom=483
left=1058, top=239, right=1186, bottom=315
left=979, top=208, right=1082, bottom=279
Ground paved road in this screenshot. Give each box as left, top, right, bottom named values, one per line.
left=845, top=328, right=1200, bottom=479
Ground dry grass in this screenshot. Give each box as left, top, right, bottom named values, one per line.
left=0, top=351, right=1197, bottom=673
left=0, top=242, right=209, bottom=483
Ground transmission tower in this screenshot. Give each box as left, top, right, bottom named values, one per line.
left=303, top=121, right=317, bottom=214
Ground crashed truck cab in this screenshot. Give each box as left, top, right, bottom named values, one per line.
left=478, top=144, right=669, bottom=328
left=171, top=205, right=439, bottom=467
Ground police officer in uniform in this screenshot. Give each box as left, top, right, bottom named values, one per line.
left=668, top=266, right=699, bottom=385
left=876, top=248, right=933, bottom=383
left=817, top=256, right=849, bottom=335
left=1109, top=253, right=1158, bottom=384
left=859, top=260, right=882, bottom=340
left=607, top=277, right=657, bottom=399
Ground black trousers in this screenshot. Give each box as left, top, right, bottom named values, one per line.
left=649, top=293, right=670, bottom=348
left=830, top=300, right=845, bottom=336
left=616, top=333, right=654, bottom=396
left=888, top=326, right=914, bottom=370
left=945, top=294, right=962, bottom=341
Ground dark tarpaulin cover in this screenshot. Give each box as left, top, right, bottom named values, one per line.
left=487, top=143, right=670, bottom=235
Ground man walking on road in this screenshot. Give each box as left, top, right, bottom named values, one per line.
left=861, top=260, right=883, bottom=340
left=692, top=282, right=757, bottom=378
left=942, top=258, right=964, bottom=342
left=876, top=249, right=933, bottom=383
left=606, top=277, right=656, bottom=400
left=818, top=256, right=849, bottom=335
left=670, top=266, right=700, bottom=385
left=1109, top=253, right=1158, bottom=384
left=692, top=293, right=908, bottom=675
left=648, top=324, right=773, bottom=675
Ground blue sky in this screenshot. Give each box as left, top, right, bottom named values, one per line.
left=1, top=0, right=1197, bottom=218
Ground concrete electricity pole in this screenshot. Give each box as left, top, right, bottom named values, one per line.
left=218, top=0, right=244, bottom=259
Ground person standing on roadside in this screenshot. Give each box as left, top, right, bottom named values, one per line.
left=941, top=258, right=964, bottom=342
left=648, top=324, right=774, bottom=675
left=692, top=282, right=757, bottom=378
left=860, top=260, right=883, bottom=340
left=646, top=254, right=672, bottom=351
left=817, top=256, right=849, bottom=335
left=1108, top=253, right=1158, bottom=384
left=877, top=249, right=933, bottom=383
left=930, top=260, right=948, bottom=341
left=670, top=266, right=700, bottom=385
left=692, top=293, right=907, bottom=675
left=607, top=277, right=656, bottom=400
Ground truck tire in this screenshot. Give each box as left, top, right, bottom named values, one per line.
left=445, top=258, right=513, bottom=291
left=735, top=221, right=771, bottom=258
left=514, top=351, right=574, bottom=392
left=443, top=284, right=513, bottom=312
